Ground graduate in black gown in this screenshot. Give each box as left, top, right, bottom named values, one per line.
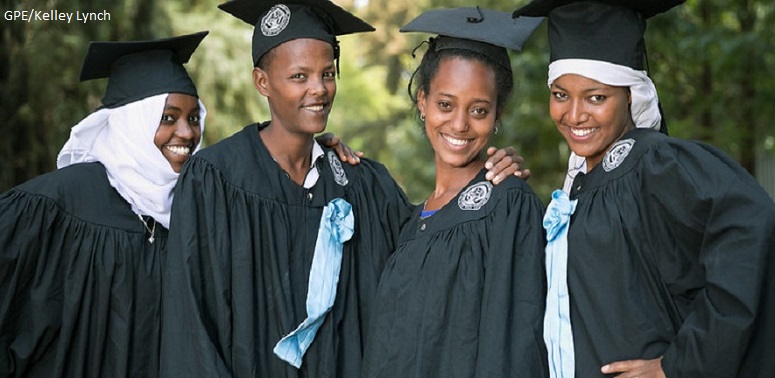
left=0, top=32, right=209, bottom=377
left=512, top=1, right=775, bottom=376
left=361, top=8, right=548, bottom=377
left=158, top=1, right=416, bottom=377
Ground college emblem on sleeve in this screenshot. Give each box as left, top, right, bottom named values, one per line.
left=458, top=181, right=493, bottom=211
left=327, top=151, right=349, bottom=186
left=603, top=138, right=635, bottom=172
left=261, top=4, right=291, bottom=37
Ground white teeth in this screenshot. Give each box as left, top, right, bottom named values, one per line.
left=304, top=105, right=324, bottom=111
left=442, top=134, right=469, bottom=146
left=166, top=146, right=191, bottom=156
left=570, top=127, right=596, bottom=137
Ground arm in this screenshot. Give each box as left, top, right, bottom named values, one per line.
left=317, top=133, right=532, bottom=184
left=610, top=142, right=775, bottom=377
left=160, top=159, right=235, bottom=377
left=476, top=186, right=548, bottom=376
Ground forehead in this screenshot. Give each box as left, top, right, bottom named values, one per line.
left=430, top=57, right=497, bottom=93
left=266, top=38, right=334, bottom=67
left=552, top=74, right=630, bottom=93
left=164, top=93, right=199, bottom=107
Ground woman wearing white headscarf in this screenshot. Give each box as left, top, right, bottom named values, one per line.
left=0, top=32, right=208, bottom=378
left=513, top=1, right=775, bottom=377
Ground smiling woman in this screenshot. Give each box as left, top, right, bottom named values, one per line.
left=360, top=7, right=548, bottom=377
left=158, top=1, right=416, bottom=377
left=512, top=0, right=775, bottom=376
left=0, top=31, right=208, bottom=377
left=154, top=93, right=203, bottom=173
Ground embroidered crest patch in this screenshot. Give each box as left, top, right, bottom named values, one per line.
left=327, top=151, right=349, bottom=186
left=603, top=138, right=635, bottom=172
left=261, top=4, right=291, bottom=37
left=458, top=181, right=493, bottom=211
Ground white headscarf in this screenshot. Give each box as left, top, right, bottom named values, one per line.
left=547, top=59, right=661, bottom=193
left=57, top=93, right=207, bottom=228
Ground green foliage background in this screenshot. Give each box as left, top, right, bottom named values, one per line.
left=2, top=0, right=774, bottom=204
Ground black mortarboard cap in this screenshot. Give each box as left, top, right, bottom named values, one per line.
left=513, top=0, right=684, bottom=70
left=218, top=0, right=374, bottom=66
left=79, top=31, right=208, bottom=108
left=401, top=7, right=544, bottom=71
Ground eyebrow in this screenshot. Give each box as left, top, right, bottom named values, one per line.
left=163, top=105, right=201, bottom=113
left=552, top=82, right=609, bottom=93
left=437, top=92, right=493, bottom=105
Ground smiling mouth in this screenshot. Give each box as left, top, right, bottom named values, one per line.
left=303, top=104, right=326, bottom=112
left=165, top=145, right=191, bottom=156
left=569, top=127, right=598, bottom=137
left=441, top=133, right=470, bottom=146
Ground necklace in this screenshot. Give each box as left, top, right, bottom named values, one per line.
left=138, top=214, right=156, bottom=244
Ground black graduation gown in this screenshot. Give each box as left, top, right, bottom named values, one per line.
left=361, top=170, right=549, bottom=377
left=0, top=162, right=167, bottom=378
left=566, top=128, right=775, bottom=377
left=159, top=123, right=414, bottom=378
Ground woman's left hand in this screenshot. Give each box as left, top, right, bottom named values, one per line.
left=485, top=146, right=531, bottom=185
left=601, top=357, right=666, bottom=378
left=316, top=133, right=363, bottom=165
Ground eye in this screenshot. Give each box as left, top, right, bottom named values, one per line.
left=551, top=91, right=568, bottom=101
left=589, top=94, right=606, bottom=103
left=290, top=73, right=306, bottom=80
left=472, top=107, right=489, bottom=117
left=161, top=114, right=175, bottom=123
left=323, top=71, right=336, bottom=79
left=188, top=114, right=201, bottom=124
left=437, top=101, right=451, bottom=110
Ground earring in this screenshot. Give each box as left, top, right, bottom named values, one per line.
left=494, top=126, right=499, bottom=135
left=420, top=113, right=426, bottom=122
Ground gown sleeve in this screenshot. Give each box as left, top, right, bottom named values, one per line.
left=0, top=189, right=62, bottom=377
left=476, top=183, right=548, bottom=377
left=160, top=157, right=235, bottom=377
left=643, top=141, right=775, bottom=376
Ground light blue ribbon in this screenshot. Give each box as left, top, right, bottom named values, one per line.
left=543, top=189, right=577, bottom=378
left=273, top=198, right=354, bottom=368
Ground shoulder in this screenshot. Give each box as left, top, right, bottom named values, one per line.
left=8, top=162, right=136, bottom=226
left=192, top=124, right=261, bottom=166
left=15, top=162, right=109, bottom=200
left=181, top=123, right=267, bottom=185
left=462, top=170, right=540, bottom=213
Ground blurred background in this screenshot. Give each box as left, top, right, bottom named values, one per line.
left=2, top=0, right=774, bottom=204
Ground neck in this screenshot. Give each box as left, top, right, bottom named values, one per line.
left=425, top=158, right=485, bottom=211
left=260, top=123, right=314, bottom=185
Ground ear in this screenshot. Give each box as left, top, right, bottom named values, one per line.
left=253, top=67, right=270, bottom=97
left=416, top=89, right=427, bottom=116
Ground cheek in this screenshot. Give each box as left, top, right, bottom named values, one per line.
left=328, top=81, right=337, bottom=98
left=548, top=103, right=564, bottom=124
left=153, top=125, right=167, bottom=150
left=193, top=126, right=203, bottom=145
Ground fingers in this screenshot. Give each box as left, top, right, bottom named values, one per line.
left=486, top=146, right=529, bottom=184
left=485, top=146, right=499, bottom=169
left=602, top=360, right=639, bottom=374
left=316, top=132, right=338, bottom=146
left=517, top=168, right=532, bottom=180
left=601, top=357, right=665, bottom=378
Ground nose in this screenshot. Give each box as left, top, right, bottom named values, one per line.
left=449, top=109, right=469, bottom=132
left=175, top=118, right=195, bottom=140
left=308, top=77, right=328, bottom=96
left=565, top=99, right=587, bottom=126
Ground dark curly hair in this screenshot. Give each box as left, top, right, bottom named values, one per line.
left=408, top=38, right=514, bottom=125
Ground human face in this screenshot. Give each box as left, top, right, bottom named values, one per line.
left=253, top=38, right=336, bottom=136
left=418, top=57, right=498, bottom=170
left=549, top=74, right=635, bottom=170
left=154, top=93, right=202, bottom=173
